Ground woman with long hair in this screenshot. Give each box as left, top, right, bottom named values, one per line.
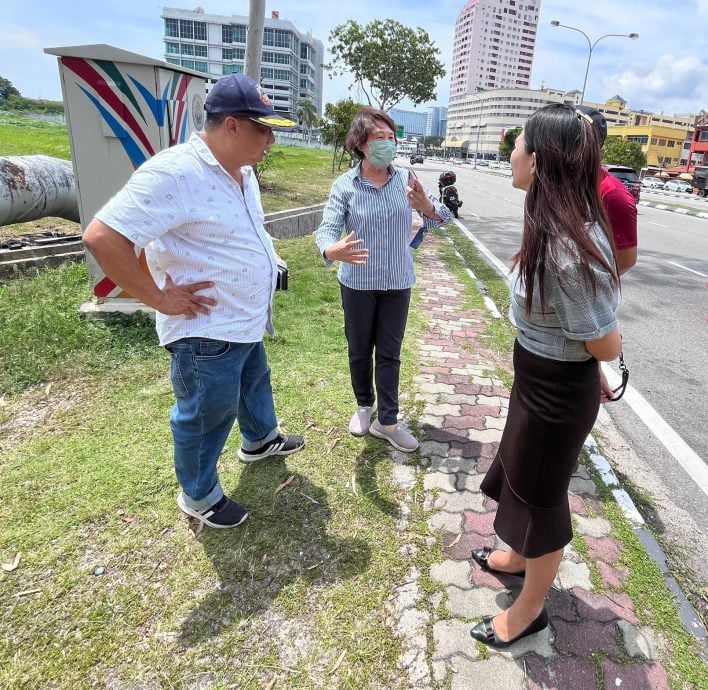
left=470, top=104, right=622, bottom=648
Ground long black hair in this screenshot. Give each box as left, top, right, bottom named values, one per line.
left=511, top=104, right=618, bottom=314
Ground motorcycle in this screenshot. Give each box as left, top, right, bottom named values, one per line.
left=438, top=171, right=462, bottom=218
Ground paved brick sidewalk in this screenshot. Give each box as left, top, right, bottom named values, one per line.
left=401, top=237, right=671, bottom=690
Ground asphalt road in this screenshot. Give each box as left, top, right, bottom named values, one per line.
left=405, top=159, right=708, bottom=537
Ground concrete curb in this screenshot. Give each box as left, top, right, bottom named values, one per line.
left=638, top=198, right=708, bottom=219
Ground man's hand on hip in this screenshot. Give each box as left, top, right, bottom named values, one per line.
left=156, top=274, right=217, bottom=318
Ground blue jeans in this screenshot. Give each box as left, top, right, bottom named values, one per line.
left=166, top=338, right=279, bottom=510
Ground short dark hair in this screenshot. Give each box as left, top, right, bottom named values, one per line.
left=204, top=111, right=231, bottom=130
left=345, top=107, right=397, bottom=160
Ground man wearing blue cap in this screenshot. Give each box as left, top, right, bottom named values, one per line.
left=83, top=74, right=305, bottom=529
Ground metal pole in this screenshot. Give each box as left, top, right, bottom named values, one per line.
left=244, top=0, right=266, bottom=80
left=472, top=94, right=482, bottom=169
left=551, top=21, right=638, bottom=104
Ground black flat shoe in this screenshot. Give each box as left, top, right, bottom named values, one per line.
left=470, top=608, right=549, bottom=649
left=471, top=546, right=525, bottom=578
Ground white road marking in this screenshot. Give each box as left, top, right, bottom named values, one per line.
left=602, top=364, right=708, bottom=498
left=454, top=220, right=708, bottom=498
left=668, top=261, right=707, bottom=278
left=453, top=219, right=511, bottom=282
left=648, top=221, right=669, bottom=228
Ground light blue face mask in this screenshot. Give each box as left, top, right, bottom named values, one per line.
left=367, top=139, right=396, bottom=169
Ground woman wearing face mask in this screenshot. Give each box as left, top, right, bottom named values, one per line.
left=316, top=107, right=451, bottom=452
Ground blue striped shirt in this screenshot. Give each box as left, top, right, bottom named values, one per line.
left=315, top=164, right=451, bottom=290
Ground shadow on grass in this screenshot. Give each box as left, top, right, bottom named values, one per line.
left=178, top=464, right=371, bottom=647
left=353, top=436, right=403, bottom=518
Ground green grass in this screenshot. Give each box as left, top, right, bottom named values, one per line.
left=0, top=237, right=418, bottom=690
left=259, top=145, right=341, bottom=212
left=0, top=113, right=71, bottom=159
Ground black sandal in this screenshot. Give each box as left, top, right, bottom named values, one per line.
left=470, top=608, right=548, bottom=649
left=471, top=546, right=525, bottom=577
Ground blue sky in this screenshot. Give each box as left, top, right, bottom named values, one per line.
left=2, top=0, right=707, bottom=115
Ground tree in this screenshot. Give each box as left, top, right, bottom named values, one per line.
left=296, top=97, right=318, bottom=145
left=320, top=98, right=364, bottom=172
left=602, top=137, right=647, bottom=172
left=0, top=76, right=20, bottom=105
left=499, top=127, right=522, bottom=161
left=327, top=19, right=445, bottom=111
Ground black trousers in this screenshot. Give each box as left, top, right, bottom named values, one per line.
left=340, top=283, right=411, bottom=426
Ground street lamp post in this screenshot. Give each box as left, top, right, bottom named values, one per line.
left=550, top=21, right=638, bottom=104
left=470, top=93, right=483, bottom=169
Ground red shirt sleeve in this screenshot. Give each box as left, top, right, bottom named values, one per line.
left=600, top=173, right=637, bottom=250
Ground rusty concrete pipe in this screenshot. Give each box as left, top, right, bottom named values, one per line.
left=0, top=155, right=80, bottom=225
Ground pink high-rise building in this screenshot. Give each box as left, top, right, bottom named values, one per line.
left=449, top=0, right=541, bottom=102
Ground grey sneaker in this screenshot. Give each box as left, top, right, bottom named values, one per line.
left=370, top=418, right=419, bottom=452
left=349, top=405, right=375, bottom=436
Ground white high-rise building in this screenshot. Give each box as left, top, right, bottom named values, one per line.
left=161, top=6, right=324, bottom=120
left=449, top=0, right=541, bottom=102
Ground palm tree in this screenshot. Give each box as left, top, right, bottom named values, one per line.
left=296, top=98, right=318, bottom=145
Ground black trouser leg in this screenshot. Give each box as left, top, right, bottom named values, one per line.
left=340, top=284, right=411, bottom=426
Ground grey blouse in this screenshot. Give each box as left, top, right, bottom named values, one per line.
left=509, top=223, right=619, bottom=362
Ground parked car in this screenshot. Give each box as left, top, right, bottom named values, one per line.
left=641, top=177, right=665, bottom=190
left=603, top=164, right=641, bottom=203
left=410, top=154, right=424, bottom=165
left=664, top=179, right=693, bottom=193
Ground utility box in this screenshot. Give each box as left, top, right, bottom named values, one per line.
left=44, top=44, right=208, bottom=308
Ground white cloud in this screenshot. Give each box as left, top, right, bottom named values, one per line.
left=0, top=25, right=42, bottom=51
left=610, top=54, right=708, bottom=113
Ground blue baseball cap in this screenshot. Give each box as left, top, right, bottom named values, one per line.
left=204, top=74, right=296, bottom=130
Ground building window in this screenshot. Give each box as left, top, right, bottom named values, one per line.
left=261, top=67, right=274, bottom=80
left=194, top=45, right=207, bottom=57
left=194, top=22, right=207, bottom=41
left=223, top=64, right=244, bottom=75
left=194, top=61, right=208, bottom=73
left=223, top=48, right=244, bottom=60
left=264, top=28, right=292, bottom=48
left=300, top=78, right=308, bottom=89
left=224, top=24, right=246, bottom=43
left=179, top=20, right=193, bottom=39
left=165, top=18, right=179, bottom=37
left=166, top=57, right=180, bottom=65
left=181, top=44, right=194, bottom=56
left=273, top=69, right=290, bottom=81
left=667, top=140, right=675, bottom=147
left=166, top=42, right=180, bottom=54
left=181, top=59, right=195, bottom=69
left=700, top=130, right=708, bottom=141
left=628, top=135, right=649, bottom=144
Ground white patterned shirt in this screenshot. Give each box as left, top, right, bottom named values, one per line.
left=96, top=132, right=277, bottom=346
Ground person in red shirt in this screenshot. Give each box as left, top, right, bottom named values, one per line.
left=577, top=106, right=637, bottom=275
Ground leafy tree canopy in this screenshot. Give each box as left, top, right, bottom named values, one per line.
left=499, top=127, right=522, bottom=161
left=0, top=76, right=21, bottom=103
left=327, top=19, right=445, bottom=111
left=602, top=137, right=647, bottom=172
left=320, top=98, right=364, bottom=172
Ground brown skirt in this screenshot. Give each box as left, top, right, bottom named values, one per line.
left=481, top=339, right=600, bottom=558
